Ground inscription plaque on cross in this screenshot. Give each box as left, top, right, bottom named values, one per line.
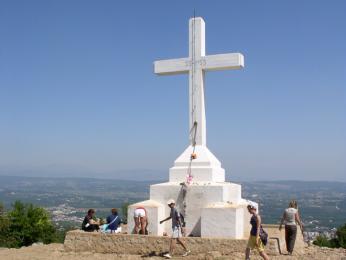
left=154, top=17, right=244, bottom=147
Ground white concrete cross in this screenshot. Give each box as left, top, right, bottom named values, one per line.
left=154, top=17, right=244, bottom=147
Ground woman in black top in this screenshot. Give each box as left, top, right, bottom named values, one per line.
left=82, top=209, right=100, bottom=232
left=245, top=204, right=269, bottom=260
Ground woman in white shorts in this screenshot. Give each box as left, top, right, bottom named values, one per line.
left=133, top=207, right=147, bottom=234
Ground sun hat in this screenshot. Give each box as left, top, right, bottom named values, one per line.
left=167, top=199, right=175, bottom=205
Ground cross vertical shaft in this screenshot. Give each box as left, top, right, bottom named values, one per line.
left=189, top=18, right=206, bottom=146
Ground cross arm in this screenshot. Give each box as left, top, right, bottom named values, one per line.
left=203, top=53, right=244, bottom=71
left=154, top=57, right=190, bottom=75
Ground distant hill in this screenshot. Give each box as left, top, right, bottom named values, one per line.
left=0, top=176, right=345, bottom=231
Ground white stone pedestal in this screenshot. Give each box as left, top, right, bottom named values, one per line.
left=169, top=145, right=225, bottom=183
left=128, top=146, right=257, bottom=239
left=128, top=200, right=165, bottom=236
left=201, top=202, right=251, bottom=238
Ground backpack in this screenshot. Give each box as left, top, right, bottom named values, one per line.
left=259, top=226, right=268, bottom=245
left=179, top=212, right=186, bottom=227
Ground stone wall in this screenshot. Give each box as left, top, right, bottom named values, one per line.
left=64, top=230, right=248, bottom=255
left=64, top=225, right=304, bottom=256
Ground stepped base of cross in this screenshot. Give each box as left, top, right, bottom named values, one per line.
left=128, top=145, right=257, bottom=238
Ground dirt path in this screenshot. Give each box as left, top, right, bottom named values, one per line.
left=0, top=243, right=345, bottom=260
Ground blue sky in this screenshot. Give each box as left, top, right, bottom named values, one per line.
left=0, top=0, right=345, bottom=181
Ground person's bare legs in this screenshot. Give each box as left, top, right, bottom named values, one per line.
left=259, top=251, right=269, bottom=260
left=134, top=217, right=140, bottom=234
left=181, top=226, right=186, bottom=237
left=140, top=216, right=146, bottom=234
left=177, top=237, right=188, bottom=251
left=169, top=238, right=176, bottom=255
left=245, top=247, right=250, bottom=260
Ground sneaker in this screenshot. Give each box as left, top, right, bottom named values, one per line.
left=182, top=250, right=191, bottom=257
left=163, top=253, right=172, bottom=259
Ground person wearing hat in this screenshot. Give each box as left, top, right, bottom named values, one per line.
left=160, top=199, right=190, bottom=259
left=245, top=203, right=269, bottom=260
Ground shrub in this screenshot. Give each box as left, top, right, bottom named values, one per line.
left=0, top=203, right=16, bottom=247
left=121, top=202, right=130, bottom=224
left=0, top=201, right=58, bottom=248
left=313, top=223, right=346, bottom=249
left=313, top=235, right=332, bottom=247
left=336, top=223, right=346, bottom=249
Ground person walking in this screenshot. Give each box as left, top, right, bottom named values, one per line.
left=279, top=200, right=304, bottom=255
left=160, top=199, right=190, bottom=259
left=245, top=204, right=269, bottom=260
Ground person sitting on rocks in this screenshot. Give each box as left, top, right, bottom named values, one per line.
left=105, top=208, right=122, bottom=233
left=133, top=206, right=148, bottom=235
left=82, top=209, right=100, bottom=232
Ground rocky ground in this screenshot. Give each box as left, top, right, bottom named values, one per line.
left=0, top=243, right=345, bottom=260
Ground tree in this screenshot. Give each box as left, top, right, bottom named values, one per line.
left=336, top=223, right=346, bottom=248
left=7, top=201, right=57, bottom=247
left=0, top=203, right=17, bottom=247
left=0, top=202, right=8, bottom=243
left=121, top=202, right=130, bottom=224
left=0, top=202, right=4, bottom=215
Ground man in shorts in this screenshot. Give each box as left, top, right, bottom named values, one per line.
left=160, top=199, right=190, bottom=259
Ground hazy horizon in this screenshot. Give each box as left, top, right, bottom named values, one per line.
left=0, top=171, right=345, bottom=183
